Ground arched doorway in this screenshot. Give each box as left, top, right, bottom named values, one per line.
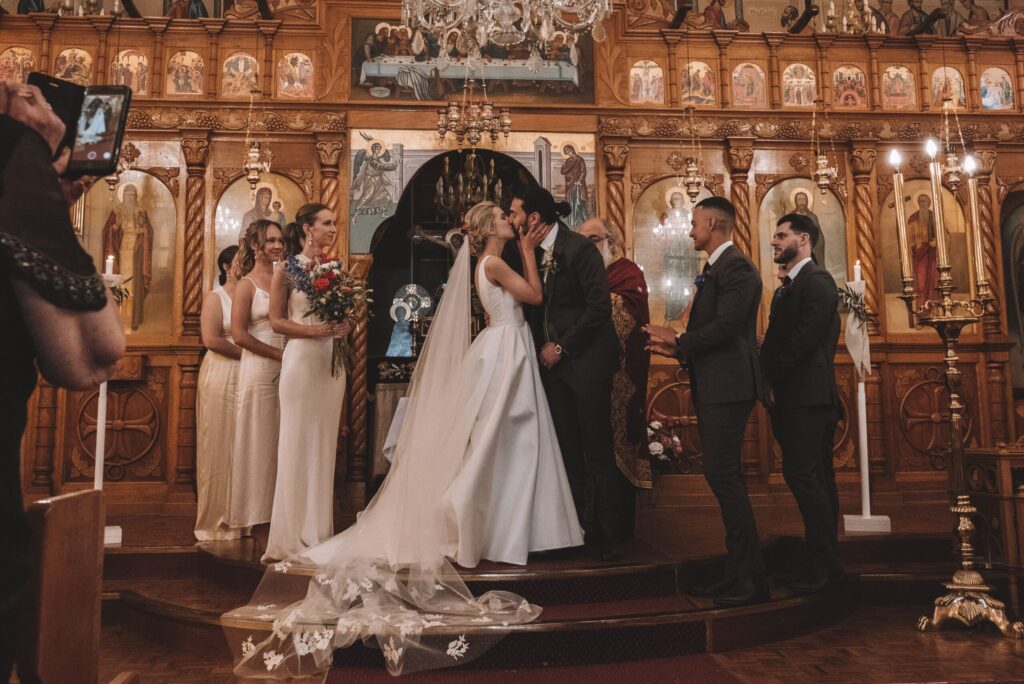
left=366, top=149, right=536, bottom=356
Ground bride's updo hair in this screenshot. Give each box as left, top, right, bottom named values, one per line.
left=465, top=201, right=499, bottom=256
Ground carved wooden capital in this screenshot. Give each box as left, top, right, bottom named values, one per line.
left=726, top=138, right=754, bottom=175
left=181, top=137, right=210, bottom=172
left=143, top=17, right=171, bottom=34
left=850, top=146, right=877, bottom=178
left=315, top=140, right=345, bottom=169
left=603, top=143, right=629, bottom=172
left=199, top=17, right=227, bottom=35
left=973, top=148, right=998, bottom=177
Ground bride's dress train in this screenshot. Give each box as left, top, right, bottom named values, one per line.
left=223, top=244, right=582, bottom=678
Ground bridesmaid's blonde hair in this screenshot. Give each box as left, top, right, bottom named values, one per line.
left=235, top=219, right=282, bottom=279
left=465, top=201, right=499, bottom=256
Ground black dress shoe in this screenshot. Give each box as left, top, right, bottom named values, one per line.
left=686, top=576, right=736, bottom=598
left=713, top=577, right=770, bottom=607
left=787, top=571, right=843, bottom=595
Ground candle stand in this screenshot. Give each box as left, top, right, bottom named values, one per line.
left=889, top=146, right=1022, bottom=638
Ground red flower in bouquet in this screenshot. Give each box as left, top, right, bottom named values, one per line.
left=314, top=277, right=331, bottom=292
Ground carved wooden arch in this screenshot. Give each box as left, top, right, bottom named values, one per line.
left=755, top=173, right=849, bottom=208
left=211, top=168, right=313, bottom=205
left=630, top=172, right=724, bottom=203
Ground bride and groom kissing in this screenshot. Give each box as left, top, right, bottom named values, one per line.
left=228, top=186, right=629, bottom=677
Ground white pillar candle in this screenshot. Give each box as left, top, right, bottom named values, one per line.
left=854, top=259, right=862, bottom=282
left=104, top=255, right=115, bottom=275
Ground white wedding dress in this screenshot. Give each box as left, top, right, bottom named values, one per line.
left=224, top=244, right=582, bottom=679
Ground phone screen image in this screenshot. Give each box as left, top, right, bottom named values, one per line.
left=71, top=92, right=127, bottom=165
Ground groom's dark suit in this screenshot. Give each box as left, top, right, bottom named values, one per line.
left=674, top=243, right=765, bottom=580
left=512, top=224, right=623, bottom=551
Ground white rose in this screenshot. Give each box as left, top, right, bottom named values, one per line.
left=649, top=441, right=664, bottom=456
left=647, top=427, right=654, bottom=439
left=650, top=421, right=662, bottom=431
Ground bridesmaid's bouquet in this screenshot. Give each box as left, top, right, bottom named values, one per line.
left=284, top=254, right=372, bottom=377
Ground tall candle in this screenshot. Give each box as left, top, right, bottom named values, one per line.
left=104, top=255, right=115, bottom=275
left=925, top=139, right=950, bottom=269
left=964, top=156, right=986, bottom=289
left=889, top=150, right=914, bottom=288
left=854, top=259, right=862, bottom=282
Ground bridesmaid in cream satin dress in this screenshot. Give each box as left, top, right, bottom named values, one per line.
left=263, top=204, right=350, bottom=562
left=195, top=246, right=243, bottom=541
left=226, top=220, right=285, bottom=530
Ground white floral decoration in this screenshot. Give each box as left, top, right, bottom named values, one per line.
left=335, top=616, right=360, bottom=633
left=471, top=616, right=493, bottom=623
left=360, top=577, right=375, bottom=591
left=263, top=650, right=285, bottom=671
left=446, top=635, right=470, bottom=660
left=647, top=427, right=654, bottom=439
left=240, top=636, right=256, bottom=658
left=255, top=603, right=277, bottom=610
left=383, top=638, right=404, bottom=667
left=273, top=561, right=292, bottom=573
left=295, top=628, right=335, bottom=656
left=255, top=613, right=275, bottom=620
left=650, top=420, right=662, bottom=430
left=271, top=610, right=301, bottom=640
left=342, top=579, right=361, bottom=602
left=649, top=441, right=665, bottom=456
left=433, top=582, right=446, bottom=592
left=314, top=573, right=338, bottom=596
left=421, top=618, right=443, bottom=629
left=422, top=614, right=444, bottom=620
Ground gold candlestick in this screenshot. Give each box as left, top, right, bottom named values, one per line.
left=889, top=150, right=917, bottom=322
left=925, top=139, right=951, bottom=271
left=963, top=156, right=995, bottom=311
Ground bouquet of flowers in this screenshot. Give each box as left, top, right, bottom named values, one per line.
left=283, top=254, right=372, bottom=377
left=648, top=418, right=701, bottom=475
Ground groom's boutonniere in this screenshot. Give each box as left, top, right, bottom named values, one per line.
left=541, top=250, right=559, bottom=282
left=693, top=272, right=711, bottom=289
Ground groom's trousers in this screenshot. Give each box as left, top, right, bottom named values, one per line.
left=541, top=369, right=625, bottom=550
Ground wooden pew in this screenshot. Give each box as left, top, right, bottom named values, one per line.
left=17, top=489, right=103, bottom=684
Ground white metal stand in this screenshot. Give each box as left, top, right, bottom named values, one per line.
left=843, top=379, right=891, bottom=534
left=98, top=269, right=123, bottom=546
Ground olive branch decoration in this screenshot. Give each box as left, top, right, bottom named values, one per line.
left=838, top=284, right=868, bottom=325
left=110, top=276, right=133, bottom=306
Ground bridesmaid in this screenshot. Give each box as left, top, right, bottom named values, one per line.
left=195, top=246, right=243, bottom=541
left=226, top=220, right=286, bottom=533
left=263, top=203, right=350, bottom=562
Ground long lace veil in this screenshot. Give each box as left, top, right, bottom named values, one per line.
left=223, top=242, right=541, bottom=679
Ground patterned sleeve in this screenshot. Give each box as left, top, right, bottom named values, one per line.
left=0, top=118, right=106, bottom=312
left=610, top=293, right=635, bottom=352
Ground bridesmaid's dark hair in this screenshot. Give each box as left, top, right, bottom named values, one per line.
left=282, top=221, right=304, bottom=257
left=295, top=203, right=331, bottom=240
left=217, top=245, right=239, bottom=286
left=235, top=219, right=282, bottom=279
left=513, top=186, right=570, bottom=225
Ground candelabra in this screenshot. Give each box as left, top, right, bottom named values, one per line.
left=437, top=79, right=511, bottom=149
left=889, top=143, right=1021, bottom=639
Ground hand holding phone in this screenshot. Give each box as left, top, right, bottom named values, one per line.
left=5, top=81, right=68, bottom=155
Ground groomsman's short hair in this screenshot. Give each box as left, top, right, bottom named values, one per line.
left=778, top=212, right=820, bottom=247
left=695, top=196, right=736, bottom=230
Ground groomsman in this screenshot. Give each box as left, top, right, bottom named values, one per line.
left=645, top=197, right=767, bottom=607
left=761, top=213, right=843, bottom=593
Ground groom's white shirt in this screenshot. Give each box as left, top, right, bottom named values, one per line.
left=540, top=222, right=559, bottom=252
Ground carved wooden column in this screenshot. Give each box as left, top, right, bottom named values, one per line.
left=31, top=380, right=58, bottom=491
left=144, top=18, right=171, bottom=98
left=867, top=35, right=883, bottom=111
left=713, top=31, right=735, bottom=108
left=663, top=33, right=680, bottom=108
left=201, top=19, right=227, bottom=99
left=315, top=135, right=344, bottom=217
left=181, top=133, right=210, bottom=338
left=726, top=137, right=754, bottom=257
left=974, top=147, right=1001, bottom=335
left=176, top=353, right=201, bottom=485
left=342, top=255, right=373, bottom=511
left=88, top=17, right=114, bottom=84
left=602, top=140, right=630, bottom=251
left=31, top=15, right=57, bottom=71
left=987, top=361, right=1010, bottom=445
left=851, top=142, right=881, bottom=335
left=915, top=37, right=933, bottom=111
left=766, top=34, right=784, bottom=109
left=815, top=35, right=834, bottom=107
left=258, top=21, right=281, bottom=98
left=1014, top=40, right=1024, bottom=112
left=965, top=39, right=981, bottom=112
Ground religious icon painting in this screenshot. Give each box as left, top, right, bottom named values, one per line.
left=782, top=63, right=815, bottom=107
left=980, top=67, right=1014, bottom=111
left=215, top=173, right=308, bottom=268
left=276, top=52, right=314, bottom=100
left=731, top=62, right=767, bottom=108
left=881, top=65, right=916, bottom=110
left=931, top=66, right=966, bottom=109
left=629, top=60, right=665, bottom=104
left=110, top=49, right=150, bottom=96
left=165, top=51, right=204, bottom=95
left=0, top=46, right=35, bottom=83
left=221, top=51, right=259, bottom=99
left=832, top=64, right=868, bottom=109
left=680, top=61, right=716, bottom=106
left=53, top=48, right=93, bottom=86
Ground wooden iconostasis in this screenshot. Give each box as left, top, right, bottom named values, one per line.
left=8, top=0, right=1024, bottom=527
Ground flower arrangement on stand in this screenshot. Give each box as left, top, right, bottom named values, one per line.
left=647, top=418, right=701, bottom=475
left=284, top=254, right=372, bottom=377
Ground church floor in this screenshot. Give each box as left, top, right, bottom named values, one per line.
left=95, top=604, right=1024, bottom=683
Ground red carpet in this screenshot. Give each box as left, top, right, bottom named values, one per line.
left=327, top=654, right=743, bottom=683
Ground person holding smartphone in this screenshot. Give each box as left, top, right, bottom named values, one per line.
left=0, top=81, right=125, bottom=679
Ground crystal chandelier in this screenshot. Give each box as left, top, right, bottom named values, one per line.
left=437, top=79, right=511, bottom=148
left=653, top=203, right=691, bottom=243
left=403, top=0, right=610, bottom=52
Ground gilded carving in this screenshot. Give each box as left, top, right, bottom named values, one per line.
left=597, top=39, right=629, bottom=107
left=626, top=0, right=675, bottom=29
left=850, top=148, right=877, bottom=176
left=128, top=107, right=346, bottom=134
left=788, top=152, right=810, bottom=174
left=603, top=144, right=629, bottom=171
left=997, top=176, right=1024, bottom=203
left=630, top=172, right=660, bottom=201
left=315, top=140, right=345, bottom=168
left=145, top=166, right=181, bottom=199
left=727, top=144, right=754, bottom=175
left=181, top=137, right=209, bottom=168
left=894, top=365, right=976, bottom=471
left=318, top=18, right=348, bottom=100
left=877, top=172, right=894, bottom=204
left=213, top=167, right=246, bottom=200
left=276, top=167, right=315, bottom=200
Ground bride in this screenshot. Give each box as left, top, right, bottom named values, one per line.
left=225, top=200, right=583, bottom=678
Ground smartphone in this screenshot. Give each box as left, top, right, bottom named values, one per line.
left=26, top=71, right=85, bottom=155
left=67, top=86, right=132, bottom=178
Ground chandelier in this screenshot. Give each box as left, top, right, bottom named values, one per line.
left=104, top=141, right=141, bottom=193
left=437, top=79, right=511, bottom=148
left=653, top=203, right=690, bottom=243
left=403, top=0, right=610, bottom=52
left=242, top=89, right=272, bottom=191
left=810, top=98, right=838, bottom=193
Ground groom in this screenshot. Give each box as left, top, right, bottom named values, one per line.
left=508, top=187, right=625, bottom=560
